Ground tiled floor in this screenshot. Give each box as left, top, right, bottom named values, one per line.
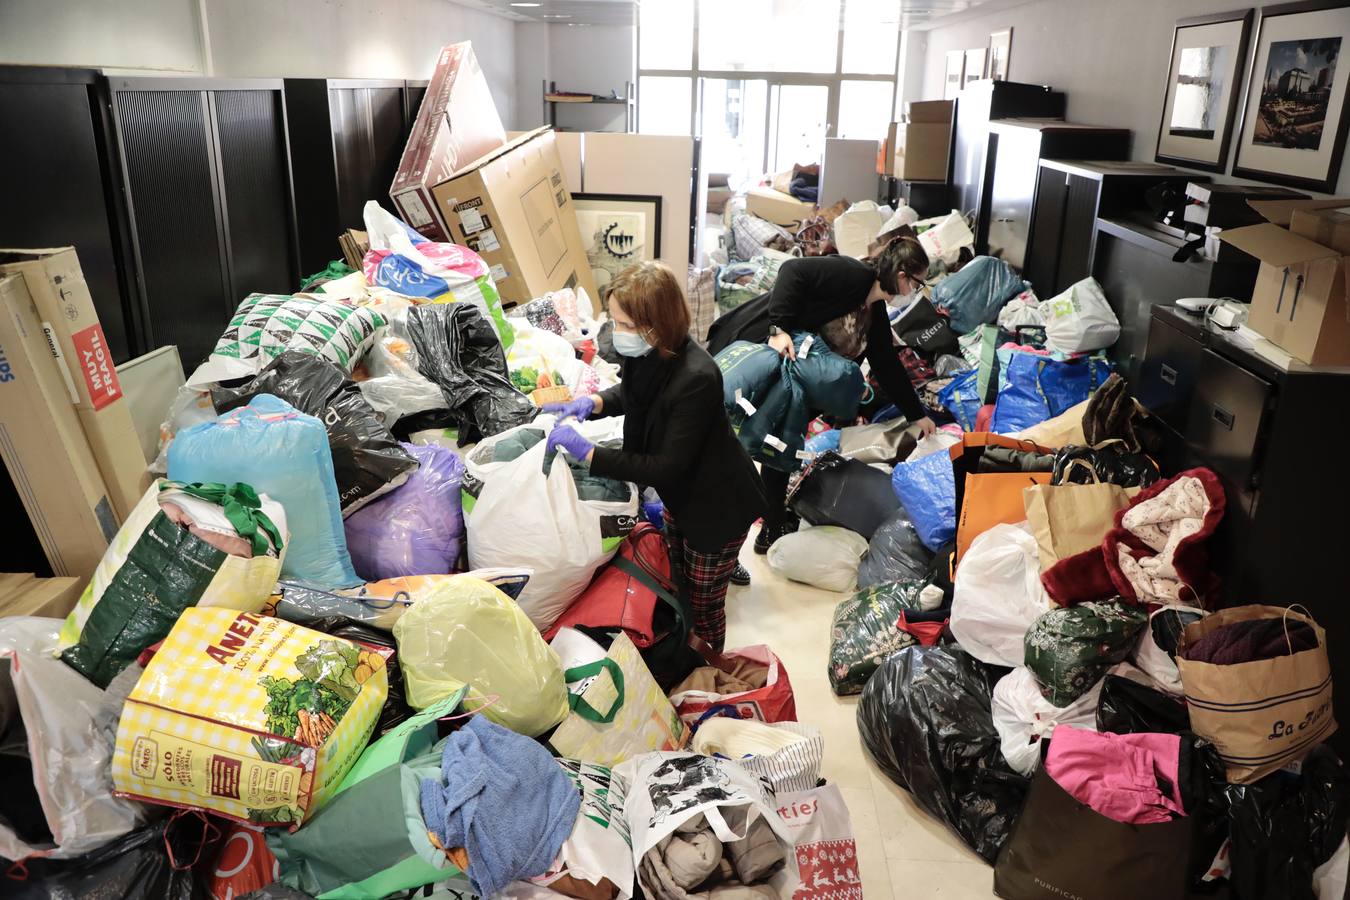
left=724, top=529, right=1000, bottom=900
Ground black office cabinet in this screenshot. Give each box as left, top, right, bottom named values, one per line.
left=284, top=79, right=423, bottom=275
left=1025, top=160, right=1197, bottom=296
left=111, top=78, right=299, bottom=371
left=983, top=122, right=1130, bottom=271
left=1137, top=305, right=1350, bottom=754
left=0, top=67, right=137, bottom=363
left=952, top=81, right=1065, bottom=232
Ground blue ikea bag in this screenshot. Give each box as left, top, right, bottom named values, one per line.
left=168, top=394, right=361, bottom=588
left=931, top=256, right=1029, bottom=334
left=891, top=447, right=956, bottom=552
left=991, top=351, right=1113, bottom=434
left=938, top=368, right=982, bottom=431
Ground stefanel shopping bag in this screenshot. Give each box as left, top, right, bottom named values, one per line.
left=669, top=640, right=797, bottom=725
left=993, top=764, right=1192, bottom=900
left=549, top=631, right=691, bottom=766
left=1176, top=605, right=1337, bottom=784
left=1022, top=481, right=1134, bottom=572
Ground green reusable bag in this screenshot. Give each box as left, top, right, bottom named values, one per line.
left=1024, top=599, right=1147, bottom=705
left=269, top=689, right=469, bottom=899
left=828, top=581, right=928, bottom=696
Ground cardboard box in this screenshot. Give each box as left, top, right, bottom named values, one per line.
left=0, top=248, right=149, bottom=518
left=1219, top=199, right=1350, bottom=367
left=746, top=186, right=815, bottom=229
left=0, top=572, right=84, bottom=618
left=429, top=128, right=599, bottom=306
left=0, top=273, right=118, bottom=578
left=390, top=42, right=506, bottom=242
left=906, top=100, right=955, bottom=123
left=893, top=123, right=951, bottom=182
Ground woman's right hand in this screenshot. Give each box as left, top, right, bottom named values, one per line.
left=541, top=395, right=597, bottom=422
left=768, top=330, right=796, bottom=360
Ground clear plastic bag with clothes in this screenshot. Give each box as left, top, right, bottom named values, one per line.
left=0, top=617, right=146, bottom=862
left=356, top=292, right=448, bottom=426
left=392, top=576, right=569, bottom=737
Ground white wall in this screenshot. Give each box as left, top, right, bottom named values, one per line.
left=918, top=0, right=1350, bottom=194
left=0, top=0, right=517, bottom=125
left=513, top=24, right=634, bottom=132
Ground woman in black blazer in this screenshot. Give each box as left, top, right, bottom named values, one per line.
left=544, top=262, right=766, bottom=650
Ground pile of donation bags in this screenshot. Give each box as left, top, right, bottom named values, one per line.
left=1, top=204, right=863, bottom=900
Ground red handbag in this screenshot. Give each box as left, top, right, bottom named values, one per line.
left=544, top=523, right=676, bottom=648
left=669, top=638, right=797, bottom=725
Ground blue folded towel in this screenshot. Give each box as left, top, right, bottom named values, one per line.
left=419, top=715, right=581, bottom=898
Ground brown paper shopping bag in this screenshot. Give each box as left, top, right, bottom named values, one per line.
left=1022, top=482, right=1133, bottom=572
left=1177, top=605, right=1336, bottom=784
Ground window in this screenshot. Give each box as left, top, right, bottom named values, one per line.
left=699, top=79, right=768, bottom=187
left=696, top=0, right=841, bottom=74
left=638, top=0, right=693, bottom=71
left=638, top=76, right=693, bottom=135
left=842, top=0, right=900, bottom=75
left=838, top=80, right=894, bottom=140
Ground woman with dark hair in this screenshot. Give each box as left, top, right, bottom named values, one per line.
left=707, top=233, right=937, bottom=553
left=543, top=262, right=766, bottom=650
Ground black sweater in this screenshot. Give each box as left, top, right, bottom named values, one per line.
left=767, top=256, right=926, bottom=422
left=589, top=341, right=767, bottom=552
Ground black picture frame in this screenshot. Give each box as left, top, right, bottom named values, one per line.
left=1155, top=8, right=1255, bottom=172
left=1233, top=0, right=1350, bottom=192
left=572, top=192, right=663, bottom=299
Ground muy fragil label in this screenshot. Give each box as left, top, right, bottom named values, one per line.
left=71, top=323, right=121, bottom=410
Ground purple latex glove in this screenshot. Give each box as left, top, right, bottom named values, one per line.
left=541, top=396, right=596, bottom=422
left=547, top=423, right=596, bottom=462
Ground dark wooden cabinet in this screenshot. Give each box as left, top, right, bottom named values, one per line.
left=1137, top=305, right=1350, bottom=754
left=110, top=78, right=299, bottom=371
left=983, top=122, right=1130, bottom=271
left=284, top=79, right=426, bottom=275
left=1024, top=160, right=1196, bottom=297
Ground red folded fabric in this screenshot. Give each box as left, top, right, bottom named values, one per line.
left=896, top=612, right=947, bottom=647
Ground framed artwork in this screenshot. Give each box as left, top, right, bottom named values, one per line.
left=989, top=28, right=1013, bottom=80
left=944, top=50, right=965, bottom=100
left=572, top=193, right=663, bottom=301
left=1155, top=9, right=1255, bottom=172
left=965, top=48, right=988, bottom=86
left=1234, top=1, right=1350, bottom=192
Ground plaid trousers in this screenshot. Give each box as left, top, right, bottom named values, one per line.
left=663, top=510, right=746, bottom=652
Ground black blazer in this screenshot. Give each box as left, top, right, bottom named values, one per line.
left=589, top=342, right=767, bottom=552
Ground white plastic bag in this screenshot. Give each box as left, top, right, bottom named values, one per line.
left=776, top=785, right=863, bottom=900
left=997, top=289, right=1044, bottom=331
left=916, top=211, right=974, bottom=267
left=950, top=523, right=1054, bottom=667
left=465, top=416, right=638, bottom=630
left=357, top=293, right=448, bottom=424
left=530, top=759, right=637, bottom=899
left=767, top=526, right=868, bottom=593
left=1041, top=277, right=1121, bottom=354
left=1315, top=835, right=1349, bottom=900
left=909, top=429, right=962, bottom=461
left=0, top=617, right=145, bottom=860
left=1131, top=604, right=1207, bottom=696
left=834, top=200, right=886, bottom=259
left=991, top=666, right=1101, bottom=776
left=878, top=205, right=920, bottom=236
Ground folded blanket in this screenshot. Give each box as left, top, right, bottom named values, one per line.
left=1182, top=617, right=1318, bottom=665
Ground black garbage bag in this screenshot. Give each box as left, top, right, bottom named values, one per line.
left=213, top=351, right=418, bottom=515
left=789, top=451, right=901, bottom=540
left=8, top=816, right=213, bottom=899
left=857, top=507, right=934, bottom=589
left=1225, top=746, right=1350, bottom=900
left=406, top=303, right=535, bottom=443
left=857, top=644, right=1028, bottom=862
left=1051, top=443, right=1160, bottom=488
left=1095, top=673, right=1189, bottom=735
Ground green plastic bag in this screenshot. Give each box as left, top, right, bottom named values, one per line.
left=269, top=691, right=468, bottom=899
left=1024, top=599, right=1147, bottom=705
left=828, top=581, right=928, bottom=696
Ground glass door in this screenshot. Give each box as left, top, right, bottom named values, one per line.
left=767, top=82, right=831, bottom=173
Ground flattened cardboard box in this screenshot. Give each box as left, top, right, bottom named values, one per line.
left=0, top=248, right=149, bottom=518
left=746, top=186, right=815, bottom=230
left=0, top=273, right=117, bottom=579
left=390, top=41, right=506, bottom=242
left=430, top=127, right=599, bottom=306
left=0, top=573, right=83, bottom=618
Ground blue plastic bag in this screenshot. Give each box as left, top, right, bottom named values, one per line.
left=168, top=394, right=360, bottom=588
left=891, top=447, right=956, bottom=552
left=938, top=369, right=982, bottom=431
left=931, top=256, right=1029, bottom=334
left=805, top=429, right=842, bottom=455
left=990, top=351, right=1113, bottom=434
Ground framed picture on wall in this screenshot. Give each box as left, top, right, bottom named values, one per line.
left=965, top=48, right=988, bottom=86
left=944, top=50, right=966, bottom=99
left=1233, top=1, right=1350, bottom=192
left=572, top=193, right=662, bottom=301
left=989, top=28, right=1013, bottom=80
left=1155, top=9, right=1255, bottom=171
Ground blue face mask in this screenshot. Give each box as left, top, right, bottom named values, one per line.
left=612, top=329, right=654, bottom=357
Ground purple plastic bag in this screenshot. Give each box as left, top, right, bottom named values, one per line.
left=343, top=442, right=465, bottom=580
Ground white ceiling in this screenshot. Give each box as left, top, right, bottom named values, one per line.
left=457, top=0, right=1010, bottom=29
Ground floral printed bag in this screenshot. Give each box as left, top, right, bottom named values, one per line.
left=1024, top=599, right=1147, bottom=705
